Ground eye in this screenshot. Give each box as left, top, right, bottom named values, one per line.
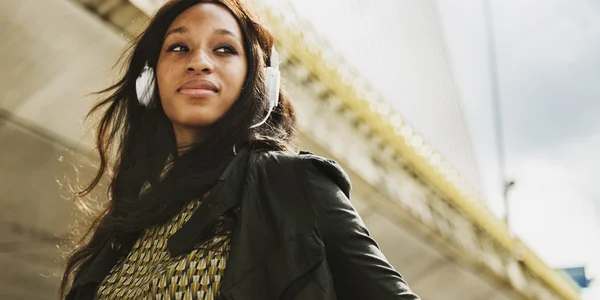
left=167, top=43, right=189, bottom=52
left=215, top=45, right=238, bottom=55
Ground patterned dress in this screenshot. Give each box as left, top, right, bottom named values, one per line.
left=96, top=191, right=232, bottom=300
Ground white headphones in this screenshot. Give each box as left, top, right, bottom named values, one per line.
left=135, top=63, right=156, bottom=107
left=135, top=46, right=281, bottom=129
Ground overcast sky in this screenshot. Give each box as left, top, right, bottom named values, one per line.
left=285, top=0, right=600, bottom=297
left=436, top=0, right=600, bottom=297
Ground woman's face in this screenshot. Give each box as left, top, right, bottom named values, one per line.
left=156, top=3, right=247, bottom=145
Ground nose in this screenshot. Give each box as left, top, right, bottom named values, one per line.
left=186, top=49, right=214, bottom=74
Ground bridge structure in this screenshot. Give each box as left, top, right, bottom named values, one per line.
left=0, top=0, right=581, bottom=299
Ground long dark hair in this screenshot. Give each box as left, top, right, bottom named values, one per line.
left=59, top=0, right=297, bottom=297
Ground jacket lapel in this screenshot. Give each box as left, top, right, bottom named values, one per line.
left=166, top=149, right=250, bottom=257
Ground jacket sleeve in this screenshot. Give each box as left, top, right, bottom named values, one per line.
left=302, top=156, right=420, bottom=300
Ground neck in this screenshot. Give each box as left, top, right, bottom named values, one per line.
left=173, top=125, right=206, bottom=156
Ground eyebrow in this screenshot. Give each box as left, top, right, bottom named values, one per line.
left=165, top=26, right=188, bottom=38
left=164, top=26, right=242, bottom=43
left=214, top=28, right=241, bottom=42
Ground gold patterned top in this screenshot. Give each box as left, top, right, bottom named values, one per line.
left=96, top=191, right=232, bottom=300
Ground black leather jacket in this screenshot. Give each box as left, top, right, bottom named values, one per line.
left=67, top=150, right=420, bottom=300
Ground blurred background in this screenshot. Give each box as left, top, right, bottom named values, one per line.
left=0, top=0, right=598, bottom=299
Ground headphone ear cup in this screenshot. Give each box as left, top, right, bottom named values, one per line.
left=136, top=62, right=155, bottom=107
left=266, top=66, right=280, bottom=109
left=272, top=72, right=280, bottom=109
left=249, top=46, right=280, bottom=129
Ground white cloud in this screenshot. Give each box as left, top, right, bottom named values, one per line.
left=492, top=0, right=600, bottom=68
left=509, top=156, right=599, bottom=267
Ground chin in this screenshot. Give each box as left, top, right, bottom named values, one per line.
left=179, top=117, right=218, bottom=128
left=165, top=100, right=230, bottom=130
left=177, top=111, right=221, bottom=128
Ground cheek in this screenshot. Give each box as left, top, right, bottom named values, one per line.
left=156, top=67, right=177, bottom=105
left=223, top=65, right=247, bottom=101
left=156, top=64, right=170, bottom=90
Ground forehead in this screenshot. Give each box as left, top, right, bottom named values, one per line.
left=167, top=3, right=241, bottom=35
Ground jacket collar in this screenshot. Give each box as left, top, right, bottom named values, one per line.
left=166, top=148, right=250, bottom=256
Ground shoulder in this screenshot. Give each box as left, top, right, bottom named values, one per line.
left=249, top=149, right=351, bottom=196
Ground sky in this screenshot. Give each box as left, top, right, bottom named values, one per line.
left=279, top=0, right=600, bottom=297
left=435, top=0, right=600, bottom=298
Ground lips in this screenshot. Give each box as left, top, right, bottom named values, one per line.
left=177, top=78, right=218, bottom=98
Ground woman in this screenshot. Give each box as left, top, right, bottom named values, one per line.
left=61, top=0, right=420, bottom=299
